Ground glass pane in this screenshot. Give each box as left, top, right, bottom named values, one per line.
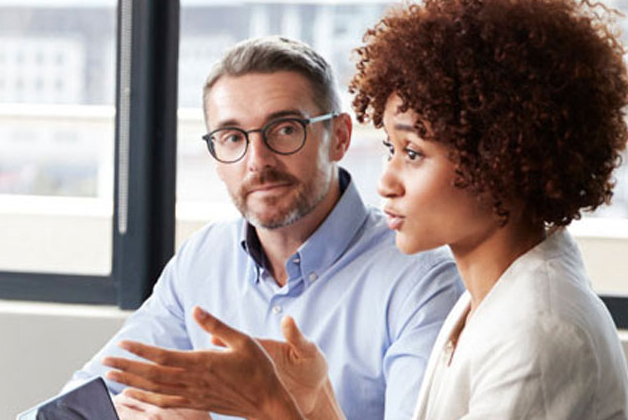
left=0, top=1, right=116, bottom=275
left=176, top=1, right=389, bottom=247
left=176, top=0, right=628, bottom=297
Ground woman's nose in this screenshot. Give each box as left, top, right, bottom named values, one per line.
left=377, top=160, right=404, bottom=199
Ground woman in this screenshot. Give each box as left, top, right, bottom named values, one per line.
left=103, top=0, right=628, bottom=418
left=349, top=0, right=628, bottom=417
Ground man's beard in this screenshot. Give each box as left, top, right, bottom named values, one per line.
left=230, top=166, right=330, bottom=229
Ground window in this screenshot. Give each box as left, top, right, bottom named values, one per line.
left=0, top=3, right=116, bottom=276
left=175, top=1, right=390, bottom=244
left=0, top=0, right=179, bottom=309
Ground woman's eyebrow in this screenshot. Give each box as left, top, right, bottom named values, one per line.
left=393, top=123, right=417, bottom=133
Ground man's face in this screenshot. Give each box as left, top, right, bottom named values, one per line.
left=205, top=71, right=337, bottom=229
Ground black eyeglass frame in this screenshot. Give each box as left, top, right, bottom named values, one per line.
left=201, top=111, right=340, bottom=163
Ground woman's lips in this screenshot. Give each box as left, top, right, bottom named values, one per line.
left=384, top=209, right=405, bottom=230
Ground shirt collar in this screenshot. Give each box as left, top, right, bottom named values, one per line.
left=240, top=222, right=266, bottom=269
left=239, top=167, right=369, bottom=284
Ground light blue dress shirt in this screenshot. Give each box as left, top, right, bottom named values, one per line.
left=67, top=169, right=463, bottom=420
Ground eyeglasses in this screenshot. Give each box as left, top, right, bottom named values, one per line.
left=201, top=112, right=339, bottom=163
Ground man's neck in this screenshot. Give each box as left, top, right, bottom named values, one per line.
left=256, top=177, right=341, bottom=287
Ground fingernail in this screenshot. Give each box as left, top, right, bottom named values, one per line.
left=195, top=306, right=208, bottom=319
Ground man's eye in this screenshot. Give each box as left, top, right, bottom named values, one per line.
left=226, top=134, right=242, bottom=143
left=216, top=131, right=244, bottom=144
left=278, top=125, right=296, bottom=135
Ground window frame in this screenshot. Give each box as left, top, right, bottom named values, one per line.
left=602, top=297, right=628, bottom=329
left=0, top=0, right=180, bottom=310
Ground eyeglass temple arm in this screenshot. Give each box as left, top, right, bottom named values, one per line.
left=308, top=111, right=340, bottom=124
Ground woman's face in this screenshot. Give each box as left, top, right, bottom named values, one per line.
left=378, top=94, right=498, bottom=255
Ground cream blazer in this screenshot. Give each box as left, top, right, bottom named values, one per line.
left=412, top=229, right=628, bottom=420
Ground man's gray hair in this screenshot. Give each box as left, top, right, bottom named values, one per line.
left=203, top=36, right=341, bottom=119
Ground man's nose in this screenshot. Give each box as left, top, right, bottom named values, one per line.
left=245, top=131, right=277, bottom=171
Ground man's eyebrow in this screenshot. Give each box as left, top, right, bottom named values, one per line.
left=214, top=109, right=305, bottom=129
left=266, top=109, right=305, bottom=121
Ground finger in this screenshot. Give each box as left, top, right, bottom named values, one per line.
left=193, top=306, right=248, bottom=348
left=106, top=369, right=186, bottom=396
left=122, top=388, right=190, bottom=409
left=116, top=340, right=197, bottom=368
left=112, top=402, right=144, bottom=417
left=103, top=356, right=187, bottom=386
left=281, top=316, right=313, bottom=353
left=112, top=392, right=147, bottom=410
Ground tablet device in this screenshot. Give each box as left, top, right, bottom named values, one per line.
left=16, top=377, right=119, bottom=420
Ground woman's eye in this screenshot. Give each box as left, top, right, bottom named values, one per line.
left=382, top=139, right=394, bottom=156
left=405, top=148, right=422, bottom=161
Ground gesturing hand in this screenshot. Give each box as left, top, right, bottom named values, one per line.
left=219, top=316, right=328, bottom=416
left=102, top=307, right=302, bottom=420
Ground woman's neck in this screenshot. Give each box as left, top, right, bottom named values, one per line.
left=450, top=218, right=546, bottom=313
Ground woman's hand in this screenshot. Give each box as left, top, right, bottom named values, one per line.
left=216, top=316, right=345, bottom=420
left=213, top=315, right=328, bottom=416
left=103, top=307, right=303, bottom=420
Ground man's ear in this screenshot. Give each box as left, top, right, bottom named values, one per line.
left=329, top=113, right=352, bottom=162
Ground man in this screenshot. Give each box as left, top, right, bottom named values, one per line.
left=66, top=36, right=462, bottom=419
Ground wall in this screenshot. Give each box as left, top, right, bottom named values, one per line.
left=0, top=301, right=127, bottom=418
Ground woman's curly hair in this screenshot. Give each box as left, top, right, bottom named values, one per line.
left=350, top=0, right=628, bottom=226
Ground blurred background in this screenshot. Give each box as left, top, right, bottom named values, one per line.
left=1, top=0, right=627, bottom=417
left=0, top=0, right=627, bottom=274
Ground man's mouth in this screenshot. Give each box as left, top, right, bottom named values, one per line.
left=247, top=182, right=293, bottom=195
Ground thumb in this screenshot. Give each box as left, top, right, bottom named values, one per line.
left=193, top=306, right=244, bottom=348
left=281, top=316, right=313, bottom=354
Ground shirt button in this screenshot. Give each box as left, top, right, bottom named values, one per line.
left=309, top=272, right=318, bottom=282
left=272, top=305, right=282, bottom=314
left=293, top=258, right=300, bottom=264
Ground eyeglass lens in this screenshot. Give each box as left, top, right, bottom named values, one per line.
left=210, top=118, right=306, bottom=162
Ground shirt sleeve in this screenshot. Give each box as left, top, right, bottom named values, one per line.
left=461, top=316, right=598, bottom=420
left=62, top=253, right=193, bottom=394
left=383, top=259, right=463, bottom=420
